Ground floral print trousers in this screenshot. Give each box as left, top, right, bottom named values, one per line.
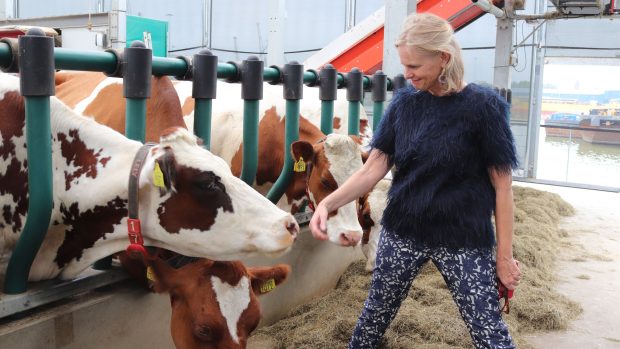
left=349, top=229, right=515, bottom=349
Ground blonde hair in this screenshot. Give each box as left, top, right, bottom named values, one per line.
left=395, top=13, right=464, bottom=94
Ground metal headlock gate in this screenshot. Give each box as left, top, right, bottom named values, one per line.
left=0, top=27, right=407, bottom=315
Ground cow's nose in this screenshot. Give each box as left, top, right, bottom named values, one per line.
left=339, top=231, right=361, bottom=246
left=285, top=219, right=299, bottom=237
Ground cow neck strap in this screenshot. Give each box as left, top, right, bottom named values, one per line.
left=126, top=142, right=157, bottom=258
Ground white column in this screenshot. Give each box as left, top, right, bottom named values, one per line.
left=110, top=0, right=127, bottom=49
left=493, top=18, right=514, bottom=90
left=383, top=0, right=416, bottom=78
left=0, top=0, right=16, bottom=20
left=267, top=0, right=285, bottom=66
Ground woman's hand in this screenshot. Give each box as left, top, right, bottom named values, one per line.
left=309, top=203, right=329, bottom=241
left=496, top=256, right=521, bottom=290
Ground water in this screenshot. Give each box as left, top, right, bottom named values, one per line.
left=536, top=130, right=620, bottom=189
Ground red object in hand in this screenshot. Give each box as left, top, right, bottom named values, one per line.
left=498, top=282, right=514, bottom=299
left=497, top=281, right=514, bottom=314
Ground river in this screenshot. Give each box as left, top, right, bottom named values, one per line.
left=536, top=130, right=620, bottom=189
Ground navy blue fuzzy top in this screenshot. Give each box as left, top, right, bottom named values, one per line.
left=370, top=83, right=519, bottom=249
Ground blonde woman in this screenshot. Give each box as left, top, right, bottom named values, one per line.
left=310, top=13, right=521, bottom=348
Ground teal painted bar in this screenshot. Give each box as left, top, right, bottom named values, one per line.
left=194, top=98, right=213, bottom=150
left=240, top=100, right=259, bottom=185
left=54, top=48, right=117, bottom=73
left=0, top=42, right=11, bottom=68
left=363, top=76, right=371, bottom=90
left=266, top=100, right=300, bottom=203
left=263, top=67, right=280, bottom=83
left=4, top=97, right=53, bottom=294
left=217, top=63, right=238, bottom=80
left=303, top=70, right=318, bottom=85
left=348, top=101, right=360, bottom=135
left=320, top=100, right=334, bottom=135
left=373, top=101, right=385, bottom=132
left=125, top=98, right=147, bottom=142
left=152, top=56, right=188, bottom=77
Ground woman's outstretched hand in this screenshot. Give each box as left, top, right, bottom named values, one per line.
left=497, top=256, right=521, bottom=290
left=309, top=203, right=329, bottom=241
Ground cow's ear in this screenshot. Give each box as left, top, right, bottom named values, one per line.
left=144, top=256, right=182, bottom=294
left=248, top=264, right=291, bottom=296
left=291, top=141, right=314, bottom=164
left=153, top=147, right=177, bottom=193
left=361, top=150, right=370, bottom=164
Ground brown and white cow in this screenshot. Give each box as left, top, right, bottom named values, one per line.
left=0, top=72, right=298, bottom=281
left=54, top=72, right=367, bottom=324
left=120, top=251, right=290, bottom=349
left=174, top=80, right=366, bottom=247
left=358, top=177, right=391, bottom=272
left=55, top=71, right=187, bottom=143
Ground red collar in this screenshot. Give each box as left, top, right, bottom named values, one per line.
left=126, top=143, right=156, bottom=258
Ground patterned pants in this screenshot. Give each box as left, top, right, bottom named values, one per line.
left=349, top=230, right=515, bottom=349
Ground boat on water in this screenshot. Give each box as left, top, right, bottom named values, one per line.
left=543, top=108, right=620, bottom=145
left=579, top=116, right=620, bottom=145
left=543, top=112, right=583, bottom=138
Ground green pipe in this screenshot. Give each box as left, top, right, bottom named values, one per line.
left=266, top=100, right=300, bottom=203
left=348, top=101, right=360, bottom=135
left=240, top=100, right=259, bottom=185
left=320, top=100, right=334, bottom=135
left=125, top=98, right=147, bottom=142
left=362, top=76, right=371, bottom=90
left=0, top=42, right=11, bottom=68
left=337, top=74, right=345, bottom=87
left=303, top=71, right=318, bottom=85
left=54, top=48, right=117, bottom=73
left=217, top=63, right=238, bottom=80
left=194, top=98, right=213, bottom=150
left=372, top=101, right=385, bottom=132
left=152, top=56, right=188, bottom=77
left=263, top=67, right=280, bottom=83
left=4, top=97, right=53, bottom=294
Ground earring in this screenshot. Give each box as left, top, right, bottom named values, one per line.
left=438, top=67, right=447, bottom=84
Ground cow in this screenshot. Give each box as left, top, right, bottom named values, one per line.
left=174, top=80, right=366, bottom=247
left=0, top=72, right=299, bottom=281
left=55, top=71, right=187, bottom=143
left=54, top=72, right=367, bottom=324
left=358, top=178, right=391, bottom=272
left=119, top=251, right=290, bottom=349
left=56, top=72, right=365, bottom=247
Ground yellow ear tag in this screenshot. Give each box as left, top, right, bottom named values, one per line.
left=146, top=266, right=157, bottom=281
left=153, top=162, right=166, bottom=188
left=293, top=157, right=306, bottom=172
left=259, top=278, right=276, bottom=294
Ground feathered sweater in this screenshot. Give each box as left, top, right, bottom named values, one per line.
left=370, top=83, right=519, bottom=249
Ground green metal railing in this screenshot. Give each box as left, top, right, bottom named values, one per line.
left=266, top=99, right=301, bottom=202
left=241, top=100, right=260, bottom=184
left=3, top=30, right=55, bottom=294
left=0, top=33, right=401, bottom=294
left=4, top=97, right=54, bottom=294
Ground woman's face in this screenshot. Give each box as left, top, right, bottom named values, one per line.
left=397, top=46, right=447, bottom=95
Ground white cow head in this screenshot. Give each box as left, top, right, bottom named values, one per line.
left=292, top=134, right=364, bottom=246
left=137, top=128, right=299, bottom=260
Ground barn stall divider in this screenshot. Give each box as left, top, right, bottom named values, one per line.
left=0, top=28, right=404, bottom=318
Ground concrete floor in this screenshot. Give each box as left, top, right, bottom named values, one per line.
left=518, top=183, right=620, bottom=349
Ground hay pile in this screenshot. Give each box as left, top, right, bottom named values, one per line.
left=251, top=186, right=581, bottom=349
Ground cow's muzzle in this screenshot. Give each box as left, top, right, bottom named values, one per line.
left=339, top=231, right=361, bottom=247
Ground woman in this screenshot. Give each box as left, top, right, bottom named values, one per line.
left=309, top=13, right=522, bottom=349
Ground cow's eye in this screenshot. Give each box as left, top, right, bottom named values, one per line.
left=194, top=325, right=215, bottom=342
left=320, top=178, right=337, bottom=191
left=194, top=181, right=218, bottom=192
